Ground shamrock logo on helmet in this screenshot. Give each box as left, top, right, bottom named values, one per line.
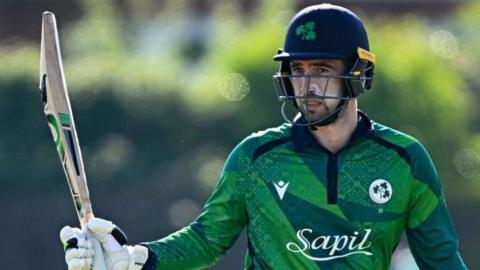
left=296, top=21, right=316, bottom=41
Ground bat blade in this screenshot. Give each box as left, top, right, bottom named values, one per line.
left=39, top=11, right=93, bottom=226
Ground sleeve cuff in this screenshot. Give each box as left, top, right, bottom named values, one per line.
left=139, top=243, right=158, bottom=270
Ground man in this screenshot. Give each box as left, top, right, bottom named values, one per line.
left=60, top=4, right=468, bottom=270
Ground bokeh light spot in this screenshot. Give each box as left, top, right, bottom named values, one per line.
left=454, top=149, right=480, bottom=179
left=218, top=73, right=250, bottom=101
left=429, top=30, right=459, bottom=59
left=198, top=157, right=225, bottom=190
left=168, top=199, right=201, bottom=228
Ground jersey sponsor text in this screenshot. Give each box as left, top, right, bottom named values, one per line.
left=286, top=228, right=373, bottom=261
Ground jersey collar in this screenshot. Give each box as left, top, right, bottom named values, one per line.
left=291, top=110, right=374, bottom=153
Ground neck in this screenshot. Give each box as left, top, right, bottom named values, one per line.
left=310, top=100, right=358, bottom=154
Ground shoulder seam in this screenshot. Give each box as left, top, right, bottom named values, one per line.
left=252, top=136, right=291, bottom=162
left=369, top=134, right=412, bottom=165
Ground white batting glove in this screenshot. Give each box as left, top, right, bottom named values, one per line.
left=60, top=225, right=106, bottom=270
left=86, top=218, right=149, bottom=270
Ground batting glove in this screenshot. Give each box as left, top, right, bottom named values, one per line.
left=86, top=218, right=149, bottom=270
left=60, top=225, right=107, bottom=270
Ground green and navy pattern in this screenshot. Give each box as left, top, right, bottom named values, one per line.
left=143, top=111, right=466, bottom=270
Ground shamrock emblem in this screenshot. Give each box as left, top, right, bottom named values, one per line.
left=369, top=179, right=393, bottom=204
left=296, top=21, right=316, bottom=41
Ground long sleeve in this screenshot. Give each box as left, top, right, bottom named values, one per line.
left=142, top=143, right=250, bottom=270
left=405, top=143, right=467, bottom=270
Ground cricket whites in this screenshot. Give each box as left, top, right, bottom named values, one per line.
left=39, top=11, right=93, bottom=226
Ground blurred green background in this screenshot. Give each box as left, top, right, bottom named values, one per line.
left=0, top=0, right=478, bottom=269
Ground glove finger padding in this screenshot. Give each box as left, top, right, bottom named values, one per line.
left=61, top=226, right=95, bottom=270
left=60, top=226, right=92, bottom=250
left=65, top=247, right=94, bottom=261
left=67, top=258, right=93, bottom=270
left=60, top=225, right=110, bottom=270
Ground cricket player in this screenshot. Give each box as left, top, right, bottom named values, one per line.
left=60, top=4, right=468, bottom=270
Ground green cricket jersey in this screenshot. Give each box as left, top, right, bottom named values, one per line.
left=141, top=111, right=467, bottom=270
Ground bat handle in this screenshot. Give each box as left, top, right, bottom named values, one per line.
left=80, top=211, right=94, bottom=228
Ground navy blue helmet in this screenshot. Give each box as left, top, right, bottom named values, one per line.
left=273, top=4, right=376, bottom=127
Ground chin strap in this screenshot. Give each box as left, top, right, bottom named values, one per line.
left=307, top=98, right=349, bottom=130
left=281, top=95, right=352, bottom=129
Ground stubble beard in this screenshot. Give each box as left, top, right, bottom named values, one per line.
left=298, top=99, right=338, bottom=123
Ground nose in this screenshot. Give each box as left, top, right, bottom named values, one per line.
left=307, top=84, right=316, bottom=95
left=309, top=77, right=329, bottom=96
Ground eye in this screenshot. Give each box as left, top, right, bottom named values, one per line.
left=291, top=66, right=304, bottom=75
left=314, top=67, right=330, bottom=74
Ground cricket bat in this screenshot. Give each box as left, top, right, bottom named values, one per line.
left=39, top=11, right=93, bottom=227
left=39, top=15, right=127, bottom=267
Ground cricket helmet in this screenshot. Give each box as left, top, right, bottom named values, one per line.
left=272, top=4, right=376, bottom=127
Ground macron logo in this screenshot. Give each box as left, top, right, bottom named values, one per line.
left=274, top=181, right=289, bottom=200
